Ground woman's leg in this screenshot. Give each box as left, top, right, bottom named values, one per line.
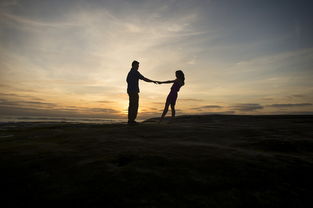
left=160, top=102, right=170, bottom=121
left=170, top=104, right=175, bottom=118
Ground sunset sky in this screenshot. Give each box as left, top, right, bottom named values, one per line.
left=1, top=0, right=313, bottom=120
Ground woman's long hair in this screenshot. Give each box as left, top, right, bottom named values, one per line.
left=175, top=70, right=185, bottom=86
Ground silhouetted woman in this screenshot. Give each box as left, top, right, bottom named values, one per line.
left=158, top=70, right=185, bottom=122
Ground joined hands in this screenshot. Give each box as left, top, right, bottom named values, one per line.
left=153, top=81, right=162, bottom=84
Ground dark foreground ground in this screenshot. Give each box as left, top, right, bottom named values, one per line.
left=1, top=115, right=313, bottom=207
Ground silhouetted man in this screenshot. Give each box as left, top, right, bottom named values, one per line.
left=126, top=60, right=156, bottom=125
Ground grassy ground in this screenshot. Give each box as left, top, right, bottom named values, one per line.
left=1, top=115, right=313, bottom=207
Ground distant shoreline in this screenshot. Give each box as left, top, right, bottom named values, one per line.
left=1, top=114, right=312, bottom=126
left=0, top=116, right=127, bottom=124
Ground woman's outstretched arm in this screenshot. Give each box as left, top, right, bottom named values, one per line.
left=157, top=80, right=175, bottom=84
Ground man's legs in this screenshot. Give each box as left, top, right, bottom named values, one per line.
left=128, top=92, right=139, bottom=123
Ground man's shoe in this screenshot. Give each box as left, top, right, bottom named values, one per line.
left=128, top=121, right=139, bottom=126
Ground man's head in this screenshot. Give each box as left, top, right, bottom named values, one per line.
left=132, top=60, right=139, bottom=70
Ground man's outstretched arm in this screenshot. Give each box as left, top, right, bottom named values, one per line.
left=138, top=72, right=157, bottom=83
left=142, top=76, right=157, bottom=83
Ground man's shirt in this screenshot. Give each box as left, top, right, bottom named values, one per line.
left=126, top=68, right=146, bottom=93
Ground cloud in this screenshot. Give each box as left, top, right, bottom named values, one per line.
left=0, top=98, right=121, bottom=118
left=195, top=111, right=235, bottom=115
left=179, top=98, right=204, bottom=102
left=0, top=98, right=57, bottom=108
left=287, top=111, right=313, bottom=115
left=0, top=105, right=122, bottom=118
left=152, top=102, right=165, bottom=105
left=0, top=12, right=79, bottom=28
left=96, top=100, right=115, bottom=104
left=291, top=94, right=306, bottom=98
left=264, top=110, right=313, bottom=115
left=0, top=93, right=44, bottom=101
left=65, top=86, right=120, bottom=95
left=191, top=105, right=223, bottom=111
left=230, top=104, right=263, bottom=111
left=268, top=103, right=312, bottom=108
left=86, top=108, right=119, bottom=114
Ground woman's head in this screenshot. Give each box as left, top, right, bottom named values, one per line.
left=175, top=70, right=185, bottom=85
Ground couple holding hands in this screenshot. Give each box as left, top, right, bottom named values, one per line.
left=126, top=60, right=185, bottom=125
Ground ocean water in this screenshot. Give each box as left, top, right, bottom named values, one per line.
left=0, top=116, right=127, bottom=124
